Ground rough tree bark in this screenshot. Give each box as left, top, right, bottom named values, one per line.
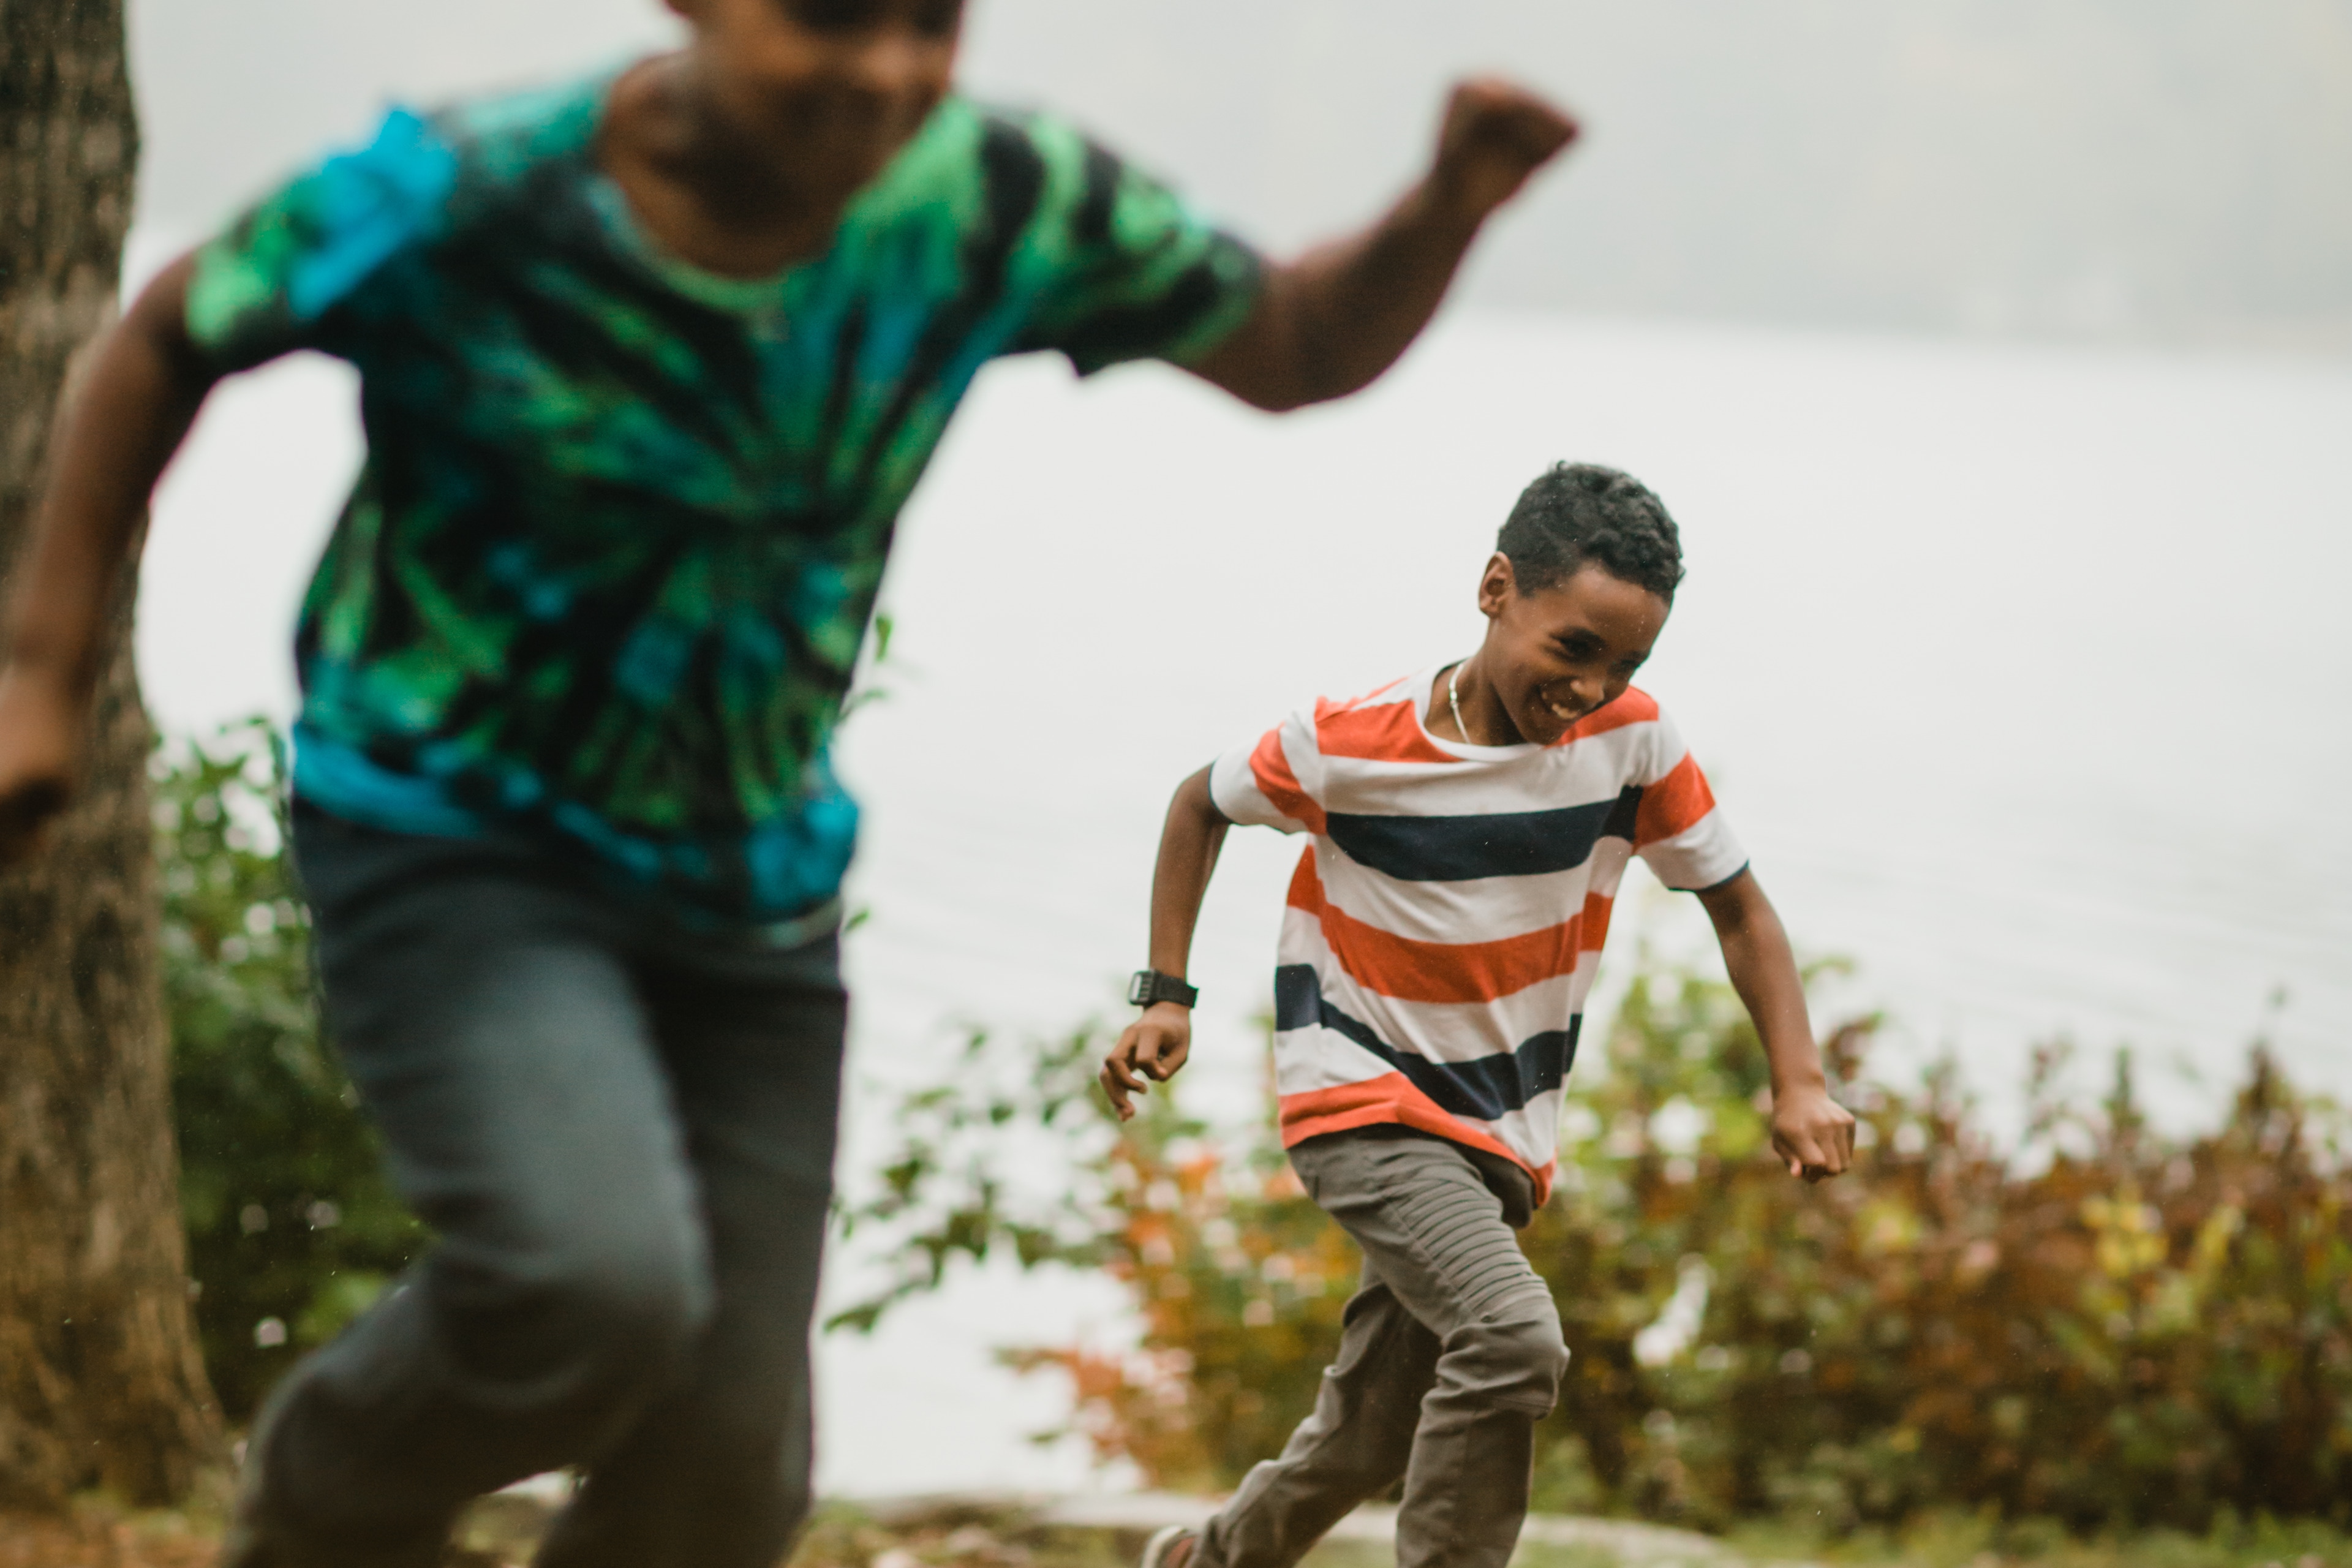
left=0, top=0, right=224, bottom=1509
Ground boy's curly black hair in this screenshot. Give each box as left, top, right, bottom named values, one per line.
left=1496, top=462, right=1684, bottom=601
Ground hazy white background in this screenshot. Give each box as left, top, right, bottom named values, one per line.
left=122, top=0, right=2352, bottom=1495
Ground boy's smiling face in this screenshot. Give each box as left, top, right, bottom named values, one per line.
left=1473, top=554, right=1670, bottom=747
left=667, top=0, right=963, bottom=204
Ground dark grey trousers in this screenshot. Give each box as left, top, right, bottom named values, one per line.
left=249, top=806, right=846, bottom=1568
left=1197, top=1129, right=1570, bottom=1568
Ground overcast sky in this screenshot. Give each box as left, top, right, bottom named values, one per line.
left=128, top=0, right=2352, bottom=347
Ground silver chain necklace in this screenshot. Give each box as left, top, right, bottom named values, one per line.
left=1447, top=660, right=1472, bottom=744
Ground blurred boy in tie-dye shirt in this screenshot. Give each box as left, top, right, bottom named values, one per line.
left=0, top=2, right=1577, bottom=1562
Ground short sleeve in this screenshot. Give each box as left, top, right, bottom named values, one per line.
left=1631, top=712, right=1748, bottom=892
left=1016, top=132, right=1264, bottom=376
left=1208, top=710, right=1325, bottom=835
left=185, top=107, right=458, bottom=374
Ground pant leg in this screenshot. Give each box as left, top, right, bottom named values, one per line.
left=252, top=813, right=718, bottom=1562
left=1209, top=1131, right=1569, bottom=1568
left=533, top=932, right=846, bottom=1568
left=1193, top=1257, right=1438, bottom=1568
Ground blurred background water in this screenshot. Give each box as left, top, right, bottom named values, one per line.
left=118, top=0, right=2352, bottom=1502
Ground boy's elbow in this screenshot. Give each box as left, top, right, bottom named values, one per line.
left=124, top=254, right=216, bottom=385
left=1193, top=340, right=1317, bottom=413
left=1695, top=867, right=1765, bottom=927
left=1176, top=765, right=1232, bottom=827
left=1243, top=329, right=1373, bottom=412
left=1191, top=277, right=1362, bottom=413
left=1236, top=383, right=1313, bottom=415
left=1219, top=350, right=1368, bottom=413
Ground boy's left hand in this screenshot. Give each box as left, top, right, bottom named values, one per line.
left=1101, top=1003, right=1193, bottom=1123
left=1428, top=78, right=1580, bottom=221
left=1771, top=1084, right=1858, bottom=1183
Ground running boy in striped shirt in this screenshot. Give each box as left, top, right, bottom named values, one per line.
left=1102, top=463, right=1856, bottom=1568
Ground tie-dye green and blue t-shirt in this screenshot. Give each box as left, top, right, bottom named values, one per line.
left=185, top=71, right=1262, bottom=938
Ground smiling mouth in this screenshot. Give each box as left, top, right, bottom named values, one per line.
left=1543, top=696, right=1590, bottom=725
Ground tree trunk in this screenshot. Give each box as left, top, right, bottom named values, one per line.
left=0, top=0, right=224, bottom=1509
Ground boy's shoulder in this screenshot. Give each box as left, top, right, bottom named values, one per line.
left=230, top=73, right=608, bottom=250
left=187, top=75, right=606, bottom=350
left=423, top=72, right=609, bottom=192
left=1305, top=672, right=1453, bottom=765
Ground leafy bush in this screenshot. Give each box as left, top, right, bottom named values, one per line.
left=1534, top=967, right=2352, bottom=1535
left=154, top=721, right=424, bottom=1421
left=843, top=963, right=2352, bottom=1535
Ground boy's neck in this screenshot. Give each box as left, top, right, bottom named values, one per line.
left=1433, top=654, right=1525, bottom=748
left=598, top=56, right=856, bottom=280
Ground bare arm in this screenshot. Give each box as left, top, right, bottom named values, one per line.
left=1695, top=868, right=1858, bottom=1181
left=1187, top=78, right=1578, bottom=412
left=1101, top=764, right=1231, bottom=1120
left=0, top=253, right=219, bottom=860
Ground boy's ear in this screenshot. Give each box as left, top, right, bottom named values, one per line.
left=1477, top=552, right=1515, bottom=619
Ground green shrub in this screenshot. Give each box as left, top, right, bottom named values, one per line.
left=156, top=720, right=424, bottom=1421
left=1534, top=965, right=2352, bottom=1534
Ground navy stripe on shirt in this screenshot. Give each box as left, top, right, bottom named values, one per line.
left=1322, top=785, right=1640, bottom=883
left=1274, top=964, right=1580, bottom=1123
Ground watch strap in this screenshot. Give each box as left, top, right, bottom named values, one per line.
left=1128, top=969, right=1199, bottom=1009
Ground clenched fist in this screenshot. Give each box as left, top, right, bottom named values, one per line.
left=1428, top=77, right=1580, bottom=221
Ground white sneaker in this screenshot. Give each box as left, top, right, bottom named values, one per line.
left=1140, top=1525, right=1197, bottom=1568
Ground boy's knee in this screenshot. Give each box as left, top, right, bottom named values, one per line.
left=567, top=1235, right=715, bottom=1358
left=1452, top=1309, right=1570, bottom=1413
left=440, top=1225, right=715, bottom=1404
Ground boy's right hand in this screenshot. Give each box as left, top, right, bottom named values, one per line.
left=1428, top=78, right=1580, bottom=222
left=0, top=666, right=87, bottom=865
left=1101, top=1003, right=1194, bottom=1122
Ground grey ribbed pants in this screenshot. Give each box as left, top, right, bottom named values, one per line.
left=1196, top=1128, right=1569, bottom=1568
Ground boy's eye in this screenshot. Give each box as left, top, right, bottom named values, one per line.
left=786, top=0, right=876, bottom=29
left=911, top=0, right=962, bottom=35
left=785, top=0, right=960, bottom=33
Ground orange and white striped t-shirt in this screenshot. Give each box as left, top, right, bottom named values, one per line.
left=1209, top=666, right=1747, bottom=1205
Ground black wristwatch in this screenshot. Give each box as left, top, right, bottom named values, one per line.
left=1128, top=969, right=1199, bottom=1009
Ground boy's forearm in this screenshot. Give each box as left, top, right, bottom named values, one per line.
left=1704, top=870, right=1856, bottom=1178
left=4, top=256, right=214, bottom=696
left=1702, top=873, right=1825, bottom=1093
left=1725, top=919, right=1825, bottom=1094
left=1145, top=766, right=1231, bottom=979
